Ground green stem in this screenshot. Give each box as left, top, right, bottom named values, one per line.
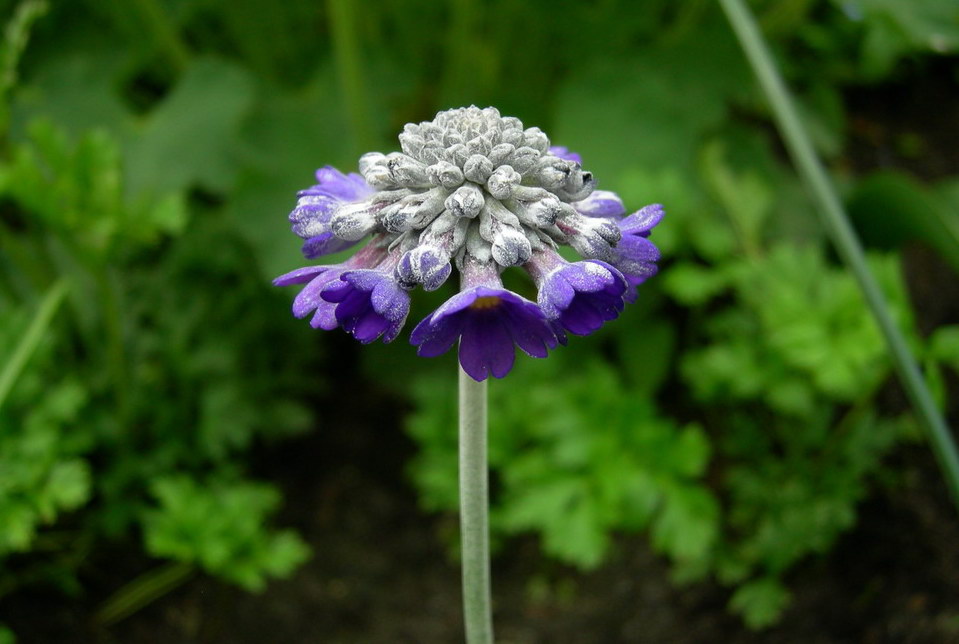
left=458, top=364, right=493, bottom=644
left=326, top=0, right=374, bottom=151
left=0, top=278, right=68, bottom=412
left=96, top=562, right=194, bottom=626
left=718, top=0, right=959, bottom=508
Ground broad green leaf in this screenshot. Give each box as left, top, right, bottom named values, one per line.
left=847, top=171, right=959, bottom=274
left=124, top=57, right=256, bottom=196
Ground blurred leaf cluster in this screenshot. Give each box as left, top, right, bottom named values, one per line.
left=0, top=0, right=957, bottom=636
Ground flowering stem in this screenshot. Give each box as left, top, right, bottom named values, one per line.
left=718, top=0, right=959, bottom=509
left=458, top=363, right=493, bottom=644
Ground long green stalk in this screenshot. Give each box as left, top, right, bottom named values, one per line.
left=458, top=365, right=493, bottom=644
left=0, top=279, right=68, bottom=412
left=718, top=0, right=959, bottom=507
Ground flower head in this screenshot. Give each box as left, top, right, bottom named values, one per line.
left=274, top=106, right=663, bottom=379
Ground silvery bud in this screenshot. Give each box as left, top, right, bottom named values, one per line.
left=523, top=127, right=550, bottom=153
left=488, top=143, right=515, bottom=166
left=508, top=147, right=540, bottom=174
left=491, top=226, right=532, bottom=267
left=446, top=184, right=485, bottom=218
left=463, top=154, right=494, bottom=183
left=387, top=153, right=430, bottom=187
left=427, top=160, right=465, bottom=189
left=330, top=202, right=379, bottom=241
left=524, top=194, right=563, bottom=227
left=486, top=165, right=521, bottom=200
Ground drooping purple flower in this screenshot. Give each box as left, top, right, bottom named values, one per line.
left=289, top=166, right=375, bottom=259
left=609, top=204, right=663, bottom=299
left=410, top=259, right=558, bottom=381
left=320, top=265, right=410, bottom=343
left=273, top=241, right=389, bottom=333
left=526, top=250, right=628, bottom=339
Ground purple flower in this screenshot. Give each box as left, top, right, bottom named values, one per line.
left=527, top=252, right=628, bottom=338
left=610, top=204, right=663, bottom=295
left=320, top=268, right=410, bottom=343
left=410, top=260, right=558, bottom=381
left=273, top=242, right=390, bottom=334
left=289, top=166, right=374, bottom=259
left=274, top=108, right=665, bottom=376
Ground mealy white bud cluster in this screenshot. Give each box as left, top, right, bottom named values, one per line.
left=329, top=106, right=616, bottom=291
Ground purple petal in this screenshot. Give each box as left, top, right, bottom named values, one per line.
left=302, top=232, right=359, bottom=259
left=411, top=311, right=464, bottom=357
left=573, top=190, right=626, bottom=218
left=273, top=265, right=332, bottom=286
left=370, top=279, right=409, bottom=321
left=292, top=271, right=343, bottom=318
left=310, top=303, right=339, bottom=330
left=502, top=304, right=554, bottom=358
left=459, top=315, right=515, bottom=381
left=620, top=204, right=664, bottom=237
left=548, top=146, right=582, bottom=164
left=561, top=296, right=606, bottom=335
left=300, top=166, right=372, bottom=201
left=616, top=235, right=661, bottom=264
left=352, top=311, right=392, bottom=344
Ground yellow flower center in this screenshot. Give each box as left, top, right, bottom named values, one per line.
left=470, top=295, right=501, bottom=310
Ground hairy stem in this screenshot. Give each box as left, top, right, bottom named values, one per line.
left=458, top=364, right=493, bottom=644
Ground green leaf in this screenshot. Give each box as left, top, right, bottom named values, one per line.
left=728, top=577, right=791, bottom=629
left=651, top=483, right=719, bottom=562
left=143, top=475, right=309, bottom=591
left=847, top=171, right=959, bottom=274
left=124, top=57, right=256, bottom=196
left=929, top=326, right=959, bottom=370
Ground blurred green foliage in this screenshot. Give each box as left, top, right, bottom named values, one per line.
left=1, top=0, right=958, bottom=636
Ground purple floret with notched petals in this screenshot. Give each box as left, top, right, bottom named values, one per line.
left=273, top=264, right=349, bottom=331
left=537, top=260, right=628, bottom=337
left=609, top=204, right=663, bottom=300
left=320, top=269, right=410, bottom=343
left=410, top=286, right=558, bottom=381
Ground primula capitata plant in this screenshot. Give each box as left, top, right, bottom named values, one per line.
left=274, top=106, right=662, bottom=642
